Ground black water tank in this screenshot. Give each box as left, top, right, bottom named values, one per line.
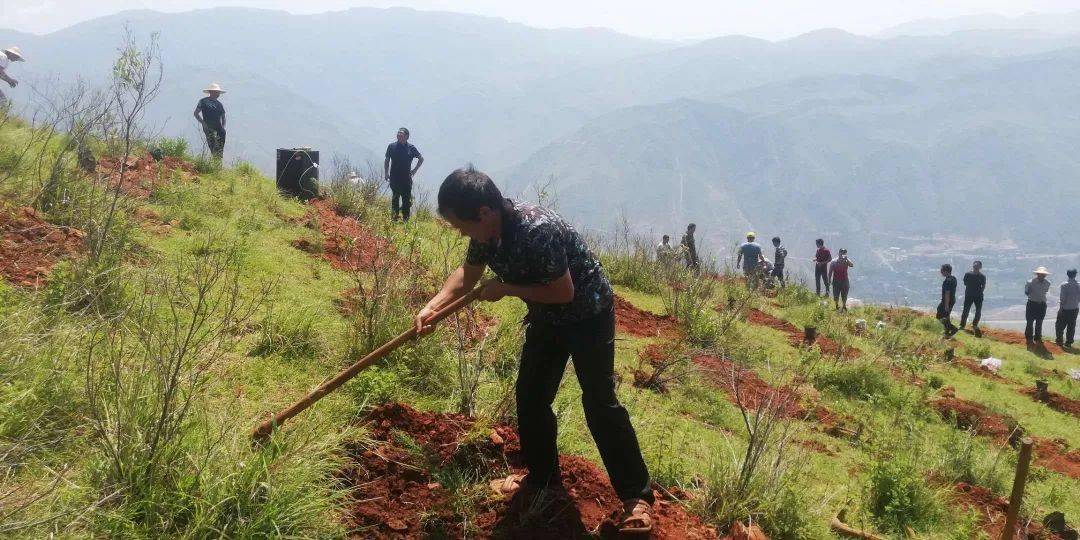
left=276, top=148, right=319, bottom=200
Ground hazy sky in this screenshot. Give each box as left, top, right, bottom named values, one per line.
left=1, top=0, right=1078, bottom=39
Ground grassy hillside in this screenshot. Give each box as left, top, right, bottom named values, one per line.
left=1, top=103, right=1078, bottom=540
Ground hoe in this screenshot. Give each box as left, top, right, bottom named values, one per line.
left=251, top=287, right=482, bottom=442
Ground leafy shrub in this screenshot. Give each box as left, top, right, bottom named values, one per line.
left=938, top=429, right=1010, bottom=493
left=867, top=438, right=942, bottom=533
left=964, top=342, right=992, bottom=360
left=156, top=136, right=189, bottom=159
left=234, top=160, right=259, bottom=178
left=193, top=154, right=220, bottom=174
left=249, top=308, right=323, bottom=360
left=814, top=361, right=894, bottom=400
left=776, top=284, right=817, bottom=307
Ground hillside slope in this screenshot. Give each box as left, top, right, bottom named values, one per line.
left=1, top=108, right=1078, bottom=538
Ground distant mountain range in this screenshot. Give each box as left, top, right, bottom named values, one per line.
left=3, top=7, right=1080, bottom=305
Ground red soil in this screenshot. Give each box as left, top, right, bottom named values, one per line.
left=293, top=198, right=392, bottom=271
left=720, top=522, right=769, bottom=540
left=132, top=207, right=178, bottom=236
left=691, top=353, right=806, bottom=419
left=97, top=153, right=197, bottom=198
left=947, top=482, right=1050, bottom=538
left=1021, top=387, right=1080, bottom=419
left=340, top=403, right=716, bottom=539
left=931, top=397, right=1017, bottom=440
left=615, top=295, right=681, bottom=338
left=743, top=308, right=858, bottom=358
left=932, top=398, right=1079, bottom=479
left=0, top=206, right=85, bottom=287
left=956, top=357, right=1010, bottom=383
left=981, top=328, right=1070, bottom=356
left=1031, top=437, right=1080, bottom=480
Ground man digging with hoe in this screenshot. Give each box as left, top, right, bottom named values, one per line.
left=414, top=167, right=655, bottom=534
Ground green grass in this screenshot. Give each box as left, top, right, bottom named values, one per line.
left=1, top=112, right=1077, bottom=538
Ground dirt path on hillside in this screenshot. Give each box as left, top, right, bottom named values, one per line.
left=97, top=153, right=197, bottom=198
left=743, top=308, right=858, bottom=358
left=0, top=206, right=84, bottom=287
left=339, top=403, right=717, bottom=539
left=980, top=328, right=1074, bottom=357
left=615, top=296, right=681, bottom=338
left=291, top=198, right=393, bottom=271
left=932, top=397, right=1079, bottom=479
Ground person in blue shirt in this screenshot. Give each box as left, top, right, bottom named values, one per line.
left=384, top=128, right=424, bottom=222
left=736, top=232, right=764, bottom=287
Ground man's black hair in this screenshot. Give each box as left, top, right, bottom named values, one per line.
left=974, top=260, right=982, bottom=266
left=662, top=234, right=670, bottom=240
left=816, top=238, right=824, bottom=246
left=687, top=223, right=696, bottom=229
left=942, top=263, right=953, bottom=274
left=772, top=236, right=781, bottom=243
left=398, top=127, right=410, bottom=139
left=1068, top=268, right=1078, bottom=278
left=438, top=166, right=505, bottom=221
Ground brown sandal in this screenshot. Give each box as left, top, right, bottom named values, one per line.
left=618, top=498, right=654, bottom=534
left=489, top=473, right=528, bottom=499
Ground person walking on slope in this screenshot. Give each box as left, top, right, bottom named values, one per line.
left=193, top=83, right=227, bottom=160
left=960, top=260, right=986, bottom=334
left=681, top=223, right=699, bottom=271
left=656, top=235, right=675, bottom=265
left=813, top=239, right=832, bottom=297
left=414, top=167, right=655, bottom=533
left=771, top=236, right=788, bottom=288
left=0, top=46, right=25, bottom=103
left=736, top=232, right=764, bottom=287
left=938, top=264, right=959, bottom=338
left=1055, top=268, right=1079, bottom=348
left=828, top=248, right=854, bottom=311
left=384, top=127, right=424, bottom=222
left=1025, top=267, right=1052, bottom=344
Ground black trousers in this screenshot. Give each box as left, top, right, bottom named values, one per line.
left=389, top=179, right=412, bottom=221
left=832, top=278, right=850, bottom=305
left=203, top=126, right=226, bottom=159
left=1056, top=308, right=1078, bottom=345
left=517, top=308, right=652, bottom=503
left=960, top=295, right=983, bottom=328
left=1025, top=300, right=1047, bottom=340
left=815, top=264, right=830, bottom=295
left=938, top=301, right=957, bottom=334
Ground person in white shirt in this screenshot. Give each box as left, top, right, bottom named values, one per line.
left=0, top=46, right=25, bottom=103
left=656, top=235, right=675, bottom=265
left=1055, top=268, right=1079, bottom=347
left=1025, top=266, right=1052, bottom=344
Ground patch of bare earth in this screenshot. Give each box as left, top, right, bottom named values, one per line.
left=0, top=206, right=84, bottom=287
left=339, top=403, right=717, bottom=539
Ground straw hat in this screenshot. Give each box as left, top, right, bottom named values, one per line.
left=746, top=231, right=756, bottom=238
left=203, top=83, right=226, bottom=94
left=3, top=46, right=24, bottom=61
left=1033, top=266, right=1051, bottom=275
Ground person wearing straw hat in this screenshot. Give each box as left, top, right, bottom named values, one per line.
left=736, top=231, right=764, bottom=288
left=1024, top=266, right=1052, bottom=344
left=384, top=127, right=424, bottom=222
left=0, top=46, right=26, bottom=103
left=193, top=83, right=227, bottom=159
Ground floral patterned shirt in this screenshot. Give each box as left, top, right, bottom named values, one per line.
left=465, top=200, right=613, bottom=324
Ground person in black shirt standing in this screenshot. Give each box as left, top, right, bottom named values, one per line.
left=960, top=260, right=986, bottom=334
left=414, top=167, right=654, bottom=533
left=938, top=264, right=959, bottom=337
left=384, top=128, right=424, bottom=222
left=193, top=83, right=227, bottom=159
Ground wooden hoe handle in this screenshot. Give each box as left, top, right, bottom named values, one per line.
left=251, top=287, right=483, bottom=442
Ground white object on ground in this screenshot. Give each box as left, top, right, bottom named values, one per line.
left=979, top=357, right=1002, bottom=373
left=854, top=319, right=867, bottom=331
left=1069, top=368, right=1080, bottom=381
left=875, top=321, right=887, bottom=330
